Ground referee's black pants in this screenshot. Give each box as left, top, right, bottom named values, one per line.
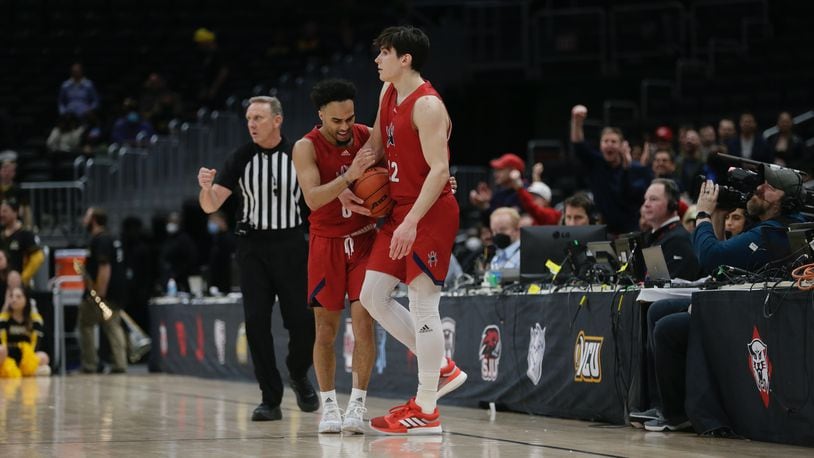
left=236, top=228, right=314, bottom=407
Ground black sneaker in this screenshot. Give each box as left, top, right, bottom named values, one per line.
left=629, top=407, right=661, bottom=429
left=252, top=403, right=282, bottom=421
left=289, top=377, right=319, bottom=412
left=644, top=415, right=691, bottom=432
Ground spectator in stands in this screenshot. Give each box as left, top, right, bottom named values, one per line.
left=488, top=207, right=521, bottom=270
left=58, top=63, right=99, bottom=118
left=295, top=20, right=324, bottom=62
left=192, top=28, right=230, bottom=110
left=674, top=129, right=704, bottom=195
left=651, top=148, right=679, bottom=183
left=159, top=211, right=198, bottom=293
left=569, top=105, right=651, bottom=235
left=111, top=98, right=155, bottom=146
left=469, top=152, right=523, bottom=221
left=637, top=169, right=807, bottom=433
left=206, top=211, right=235, bottom=295
left=0, top=286, right=50, bottom=377
left=0, top=199, right=43, bottom=287
left=79, top=111, right=106, bottom=157
left=767, top=111, right=804, bottom=168
left=139, top=73, right=183, bottom=135
left=46, top=114, right=84, bottom=153
left=562, top=192, right=595, bottom=226
left=698, top=124, right=717, bottom=159
left=725, top=112, right=772, bottom=162
left=507, top=163, right=560, bottom=226
left=640, top=179, right=699, bottom=280
left=717, top=118, right=736, bottom=145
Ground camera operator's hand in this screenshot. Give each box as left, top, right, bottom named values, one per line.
left=696, top=180, right=719, bottom=214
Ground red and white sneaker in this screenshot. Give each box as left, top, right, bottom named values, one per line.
left=437, top=357, right=467, bottom=398
left=369, top=398, right=442, bottom=435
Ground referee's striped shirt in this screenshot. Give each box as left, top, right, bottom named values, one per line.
left=215, top=137, right=304, bottom=230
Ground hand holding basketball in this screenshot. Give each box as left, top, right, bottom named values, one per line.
left=351, top=167, right=395, bottom=218
left=346, top=147, right=377, bottom=181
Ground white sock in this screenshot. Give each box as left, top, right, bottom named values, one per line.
left=409, top=274, right=443, bottom=415
left=320, top=390, right=337, bottom=409
left=349, top=388, right=367, bottom=407
left=360, top=271, right=417, bottom=352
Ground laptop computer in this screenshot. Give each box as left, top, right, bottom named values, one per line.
left=642, top=246, right=671, bottom=284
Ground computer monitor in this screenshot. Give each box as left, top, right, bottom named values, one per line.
left=520, top=225, right=608, bottom=279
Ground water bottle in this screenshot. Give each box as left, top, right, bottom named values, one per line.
left=166, top=278, right=178, bottom=297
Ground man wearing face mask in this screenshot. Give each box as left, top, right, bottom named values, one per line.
left=206, top=211, right=235, bottom=295
left=159, top=211, right=198, bottom=293
left=111, top=98, right=155, bottom=147
left=489, top=207, right=521, bottom=270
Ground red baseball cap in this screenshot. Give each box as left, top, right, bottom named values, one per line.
left=655, top=126, right=673, bottom=142
left=489, top=153, right=525, bottom=173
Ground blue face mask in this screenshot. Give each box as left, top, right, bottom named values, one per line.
left=127, top=111, right=140, bottom=123
left=207, top=221, right=219, bottom=235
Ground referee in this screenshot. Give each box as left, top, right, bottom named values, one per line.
left=198, top=96, right=317, bottom=421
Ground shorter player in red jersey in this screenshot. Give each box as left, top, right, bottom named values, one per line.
left=292, top=79, right=378, bottom=434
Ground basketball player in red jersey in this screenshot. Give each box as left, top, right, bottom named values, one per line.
left=351, top=25, right=467, bottom=435
left=291, top=79, right=378, bottom=434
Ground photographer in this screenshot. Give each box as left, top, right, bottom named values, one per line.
left=693, top=166, right=806, bottom=274
left=633, top=166, right=807, bottom=432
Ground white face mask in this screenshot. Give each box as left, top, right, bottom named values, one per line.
left=166, top=222, right=179, bottom=234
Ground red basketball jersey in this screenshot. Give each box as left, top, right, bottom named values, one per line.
left=379, top=81, right=453, bottom=205
left=304, top=124, right=375, bottom=237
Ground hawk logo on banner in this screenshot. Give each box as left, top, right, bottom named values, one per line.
left=159, top=321, right=168, bottom=357
left=236, top=322, right=249, bottom=364
left=526, top=323, right=546, bottom=386
left=375, top=324, right=387, bottom=374
left=574, top=331, right=603, bottom=383
left=343, top=317, right=355, bottom=373
left=747, top=326, right=772, bottom=408
left=442, top=317, right=456, bottom=359
left=479, top=325, right=502, bottom=381
left=214, top=319, right=226, bottom=365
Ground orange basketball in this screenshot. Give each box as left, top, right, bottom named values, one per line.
left=352, top=167, right=395, bottom=218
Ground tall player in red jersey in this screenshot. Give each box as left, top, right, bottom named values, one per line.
left=291, top=79, right=378, bottom=434
left=353, top=25, right=467, bottom=435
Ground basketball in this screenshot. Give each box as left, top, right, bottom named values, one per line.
left=352, top=167, right=395, bottom=218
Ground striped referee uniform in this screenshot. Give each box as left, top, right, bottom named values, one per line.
left=215, top=136, right=315, bottom=410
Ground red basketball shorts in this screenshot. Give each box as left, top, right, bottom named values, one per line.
left=308, top=226, right=375, bottom=311
left=367, top=193, right=459, bottom=286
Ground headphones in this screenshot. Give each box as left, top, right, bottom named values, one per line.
left=780, top=172, right=805, bottom=213
left=655, top=178, right=680, bottom=213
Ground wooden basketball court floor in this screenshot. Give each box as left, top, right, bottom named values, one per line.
left=1, top=373, right=811, bottom=457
